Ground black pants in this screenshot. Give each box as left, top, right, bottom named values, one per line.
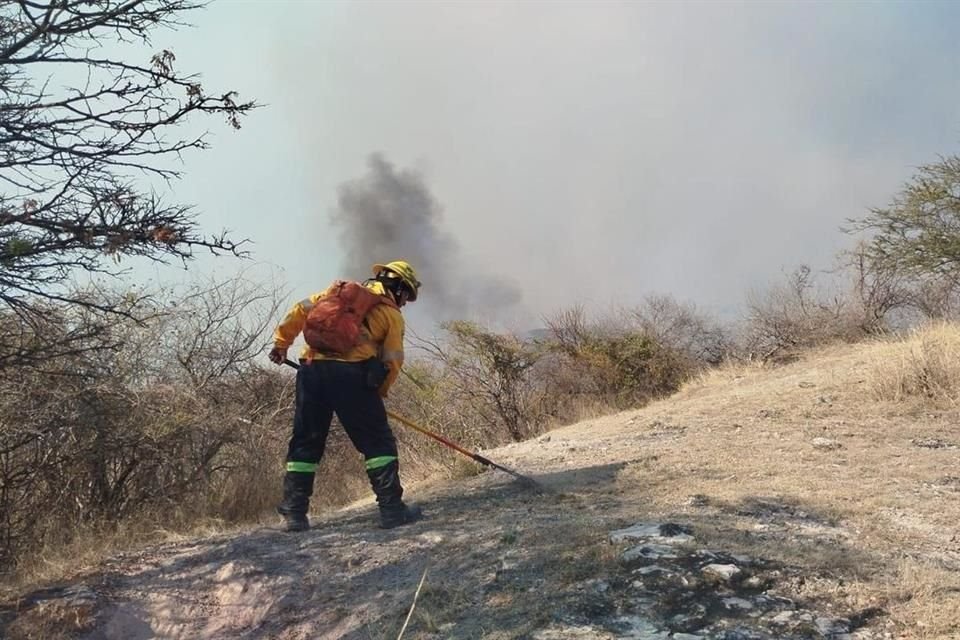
left=286, top=359, right=398, bottom=468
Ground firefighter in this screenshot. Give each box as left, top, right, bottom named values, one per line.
left=268, top=261, right=422, bottom=532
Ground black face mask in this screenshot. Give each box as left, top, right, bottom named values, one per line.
left=376, top=275, right=409, bottom=304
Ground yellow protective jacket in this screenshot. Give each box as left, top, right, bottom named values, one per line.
left=272, top=280, right=405, bottom=397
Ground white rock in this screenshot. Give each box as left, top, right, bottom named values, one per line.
left=722, top=597, right=754, bottom=610
left=770, top=610, right=796, bottom=625
left=418, top=533, right=444, bottom=544
left=614, top=616, right=670, bottom=639
left=533, top=625, right=613, bottom=639
left=702, top=563, right=742, bottom=582
left=610, top=523, right=656, bottom=540
left=609, top=523, right=693, bottom=545
left=623, top=543, right=679, bottom=561
left=633, top=565, right=668, bottom=575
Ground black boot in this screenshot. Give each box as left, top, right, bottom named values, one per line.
left=277, top=471, right=314, bottom=532
left=366, top=460, right=423, bottom=529
left=380, top=502, right=423, bottom=529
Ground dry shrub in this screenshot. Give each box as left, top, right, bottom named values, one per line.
left=738, top=245, right=960, bottom=365
left=628, top=294, right=732, bottom=366
left=540, top=301, right=722, bottom=413
left=413, top=321, right=543, bottom=441
left=361, top=301, right=720, bottom=488
left=370, top=325, right=548, bottom=481
left=393, top=302, right=715, bottom=462
left=866, top=322, right=960, bottom=405
left=741, top=264, right=887, bottom=362
left=0, top=275, right=290, bottom=580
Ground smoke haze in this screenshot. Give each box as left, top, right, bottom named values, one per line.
left=156, top=1, right=960, bottom=328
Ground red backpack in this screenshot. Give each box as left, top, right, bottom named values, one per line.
left=302, top=281, right=397, bottom=354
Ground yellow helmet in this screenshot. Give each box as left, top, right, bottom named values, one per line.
left=371, top=260, right=421, bottom=301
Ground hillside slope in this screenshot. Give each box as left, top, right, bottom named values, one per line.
left=4, top=337, right=958, bottom=639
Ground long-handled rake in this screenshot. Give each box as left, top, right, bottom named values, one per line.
left=283, top=359, right=543, bottom=491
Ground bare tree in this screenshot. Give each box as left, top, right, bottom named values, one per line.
left=741, top=264, right=888, bottom=361
left=542, top=305, right=591, bottom=355
left=0, top=274, right=288, bottom=572
left=164, top=272, right=283, bottom=390
left=0, top=1, right=255, bottom=366
left=743, top=266, right=830, bottom=360
left=413, top=321, right=541, bottom=441
left=842, top=241, right=911, bottom=331
left=627, top=294, right=731, bottom=366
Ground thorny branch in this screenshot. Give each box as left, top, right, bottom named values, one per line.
left=0, top=1, right=256, bottom=366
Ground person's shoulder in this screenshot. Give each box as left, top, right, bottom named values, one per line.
left=371, top=300, right=404, bottom=323
left=303, top=285, right=334, bottom=302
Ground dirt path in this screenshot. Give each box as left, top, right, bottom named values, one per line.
left=6, top=343, right=958, bottom=639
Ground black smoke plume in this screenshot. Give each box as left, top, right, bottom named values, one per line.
left=332, top=153, right=522, bottom=321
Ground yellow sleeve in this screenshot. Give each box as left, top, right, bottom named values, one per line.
left=272, top=291, right=326, bottom=349
left=368, top=305, right=406, bottom=397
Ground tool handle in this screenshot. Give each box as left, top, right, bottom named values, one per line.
left=471, top=453, right=495, bottom=467
left=385, top=409, right=490, bottom=466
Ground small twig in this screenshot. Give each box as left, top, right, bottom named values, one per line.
left=396, top=562, right=429, bottom=640
left=401, top=367, right=428, bottom=391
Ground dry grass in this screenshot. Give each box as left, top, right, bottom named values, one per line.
left=889, top=559, right=960, bottom=639
left=677, top=356, right=773, bottom=394
left=865, top=322, right=960, bottom=406
left=535, top=326, right=960, bottom=638
left=410, top=580, right=473, bottom=635
left=2, top=601, right=94, bottom=640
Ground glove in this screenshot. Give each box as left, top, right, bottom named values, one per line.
left=268, top=346, right=287, bottom=365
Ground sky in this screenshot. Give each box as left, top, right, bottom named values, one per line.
left=134, top=0, right=960, bottom=330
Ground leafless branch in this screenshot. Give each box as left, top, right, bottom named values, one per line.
left=0, top=1, right=257, bottom=367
